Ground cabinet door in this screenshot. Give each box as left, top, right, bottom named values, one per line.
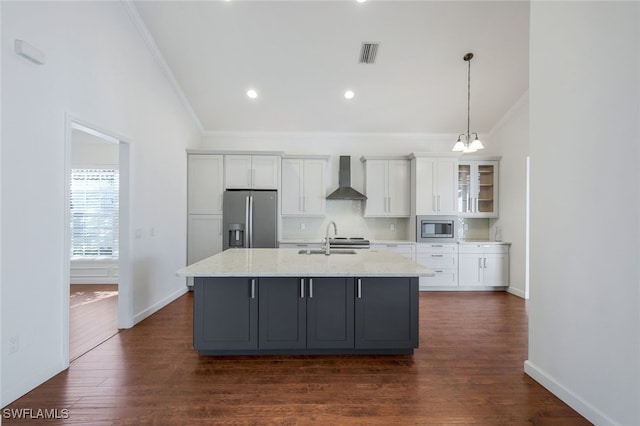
left=435, top=158, right=458, bottom=215
left=252, top=156, right=279, bottom=189
left=281, top=159, right=304, bottom=215
left=194, top=277, right=258, bottom=350
left=188, top=154, right=223, bottom=215
left=364, top=160, right=389, bottom=216
left=302, top=159, right=326, bottom=216
left=355, top=277, right=418, bottom=349
left=225, top=155, right=253, bottom=189
left=482, top=253, right=509, bottom=287
left=458, top=254, right=483, bottom=286
left=187, top=215, right=223, bottom=265
left=476, top=162, right=498, bottom=217
left=307, top=277, right=354, bottom=349
left=387, top=160, right=411, bottom=217
left=259, top=277, right=306, bottom=349
left=459, top=161, right=499, bottom=217
left=457, top=163, right=472, bottom=214
left=414, top=158, right=436, bottom=214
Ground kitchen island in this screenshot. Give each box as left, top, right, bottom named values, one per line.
left=177, top=248, right=433, bottom=355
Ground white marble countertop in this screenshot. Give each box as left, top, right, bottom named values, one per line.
left=177, top=248, right=434, bottom=278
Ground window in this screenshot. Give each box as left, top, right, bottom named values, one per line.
left=70, top=169, right=119, bottom=258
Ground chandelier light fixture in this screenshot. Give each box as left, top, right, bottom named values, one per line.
left=452, top=52, right=484, bottom=153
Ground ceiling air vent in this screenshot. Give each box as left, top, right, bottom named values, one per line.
left=359, top=42, right=380, bottom=64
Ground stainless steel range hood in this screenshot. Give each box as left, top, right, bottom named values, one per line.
left=326, top=156, right=367, bottom=200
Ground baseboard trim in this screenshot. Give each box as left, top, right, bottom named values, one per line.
left=524, top=360, right=619, bottom=426
left=507, top=286, right=527, bottom=299
left=133, top=286, right=188, bottom=325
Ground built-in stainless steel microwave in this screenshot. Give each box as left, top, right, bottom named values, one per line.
left=416, top=216, right=457, bottom=243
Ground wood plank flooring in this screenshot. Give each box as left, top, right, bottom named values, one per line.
left=4, top=291, right=591, bottom=425
left=69, top=285, right=118, bottom=362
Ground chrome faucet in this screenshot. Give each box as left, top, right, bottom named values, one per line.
left=324, top=220, right=338, bottom=255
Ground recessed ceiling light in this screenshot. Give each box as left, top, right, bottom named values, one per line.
left=246, top=89, right=258, bottom=99
left=344, top=90, right=355, bottom=100
left=356, top=0, right=367, bottom=3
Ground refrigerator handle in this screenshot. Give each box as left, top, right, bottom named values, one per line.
left=249, top=195, right=254, bottom=248
left=244, top=196, right=250, bottom=247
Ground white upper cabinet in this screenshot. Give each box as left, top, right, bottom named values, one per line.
left=458, top=160, right=499, bottom=218
left=225, top=155, right=279, bottom=189
left=413, top=156, right=458, bottom=215
left=281, top=157, right=327, bottom=216
left=362, top=158, right=411, bottom=217
left=188, top=154, right=224, bottom=215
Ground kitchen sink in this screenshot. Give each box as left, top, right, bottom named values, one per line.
left=298, top=249, right=357, bottom=255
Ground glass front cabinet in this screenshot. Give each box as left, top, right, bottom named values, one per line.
left=458, top=160, right=499, bottom=218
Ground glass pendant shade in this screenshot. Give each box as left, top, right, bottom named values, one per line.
left=469, top=135, right=484, bottom=150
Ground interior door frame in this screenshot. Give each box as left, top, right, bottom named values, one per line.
left=63, top=114, right=133, bottom=365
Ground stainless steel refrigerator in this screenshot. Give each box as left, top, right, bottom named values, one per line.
left=223, top=190, right=277, bottom=250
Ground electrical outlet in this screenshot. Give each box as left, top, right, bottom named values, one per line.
left=300, top=223, right=306, bottom=231
left=390, top=223, right=395, bottom=231
left=8, top=336, right=19, bottom=354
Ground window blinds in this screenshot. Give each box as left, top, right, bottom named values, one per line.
left=70, top=169, right=119, bottom=258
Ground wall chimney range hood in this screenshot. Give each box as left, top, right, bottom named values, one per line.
left=326, top=156, right=367, bottom=200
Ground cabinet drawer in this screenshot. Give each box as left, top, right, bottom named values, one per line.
left=419, top=270, right=457, bottom=287
left=416, top=243, right=458, bottom=255
left=416, top=254, right=457, bottom=269
left=458, top=244, right=508, bottom=254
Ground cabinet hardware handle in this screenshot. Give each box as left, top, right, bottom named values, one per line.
left=300, top=278, right=305, bottom=298
left=432, top=245, right=443, bottom=247
left=357, top=278, right=362, bottom=299
left=432, top=195, right=436, bottom=212
left=484, top=258, right=487, bottom=268
left=435, top=270, right=444, bottom=273
left=251, top=168, right=256, bottom=187
left=251, top=279, right=256, bottom=299
left=309, top=278, right=313, bottom=298
left=437, top=195, right=441, bottom=212
left=432, top=254, right=443, bottom=258
left=388, top=196, right=391, bottom=212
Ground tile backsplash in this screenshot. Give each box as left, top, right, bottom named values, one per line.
left=282, top=200, right=412, bottom=241
left=282, top=202, right=493, bottom=242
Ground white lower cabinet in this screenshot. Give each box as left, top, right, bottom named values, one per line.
left=415, top=243, right=458, bottom=289
left=458, top=244, right=509, bottom=287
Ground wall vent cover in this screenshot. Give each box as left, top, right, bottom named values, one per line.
left=359, top=42, right=380, bottom=64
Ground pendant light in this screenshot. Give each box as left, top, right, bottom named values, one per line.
left=452, top=52, right=484, bottom=153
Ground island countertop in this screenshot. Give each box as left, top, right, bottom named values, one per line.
left=177, top=248, right=434, bottom=278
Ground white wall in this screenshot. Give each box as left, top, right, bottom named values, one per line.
left=487, top=93, right=529, bottom=298
left=527, top=2, right=640, bottom=425
left=1, top=1, right=200, bottom=406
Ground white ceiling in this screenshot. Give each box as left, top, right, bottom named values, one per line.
left=133, top=1, right=529, bottom=135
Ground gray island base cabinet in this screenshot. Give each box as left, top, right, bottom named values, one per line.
left=193, top=276, right=419, bottom=355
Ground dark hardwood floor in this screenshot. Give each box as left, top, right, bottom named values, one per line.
left=4, top=291, right=590, bottom=425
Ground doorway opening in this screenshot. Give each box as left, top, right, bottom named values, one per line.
left=64, top=118, right=132, bottom=363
